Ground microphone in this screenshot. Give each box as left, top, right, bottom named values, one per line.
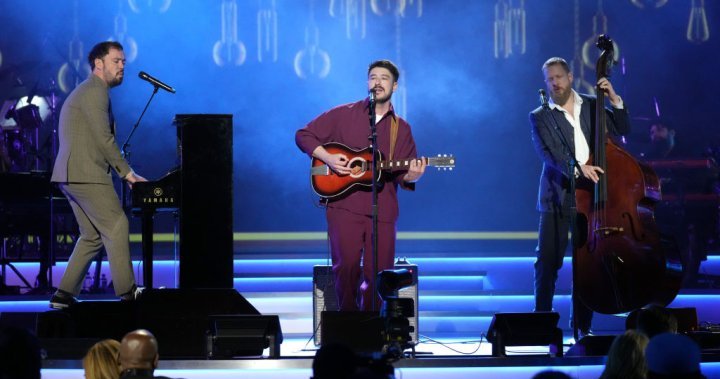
left=138, top=71, right=176, bottom=94
left=368, top=89, right=375, bottom=104
left=538, top=88, right=549, bottom=109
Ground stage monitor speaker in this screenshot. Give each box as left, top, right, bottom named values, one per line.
left=312, top=263, right=418, bottom=346
left=321, top=311, right=384, bottom=353
left=206, top=315, right=283, bottom=358
left=175, top=114, right=233, bottom=289
left=36, top=288, right=263, bottom=359
left=566, top=334, right=617, bottom=356
left=136, top=288, right=260, bottom=358
left=486, top=312, right=563, bottom=357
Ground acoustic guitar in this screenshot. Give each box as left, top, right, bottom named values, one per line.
left=310, top=142, right=455, bottom=198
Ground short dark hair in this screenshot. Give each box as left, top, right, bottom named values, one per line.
left=368, top=60, right=400, bottom=82
left=88, top=41, right=124, bottom=70
left=637, top=305, right=678, bottom=338
left=542, top=57, right=570, bottom=74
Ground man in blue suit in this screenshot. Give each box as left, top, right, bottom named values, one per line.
left=529, top=57, right=631, bottom=337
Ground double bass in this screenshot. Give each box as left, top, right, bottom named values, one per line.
left=574, top=35, right=683, bottom=314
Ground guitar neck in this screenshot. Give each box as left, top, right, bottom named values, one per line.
left=377, top=157, right=448, bottom=170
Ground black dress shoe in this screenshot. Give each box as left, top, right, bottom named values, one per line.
left=119, top=286, right=144, bottom=301
left=49, top=290, right=78, bottom=309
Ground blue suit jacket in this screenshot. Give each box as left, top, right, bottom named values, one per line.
left=530, top=94, right=631, bottom=212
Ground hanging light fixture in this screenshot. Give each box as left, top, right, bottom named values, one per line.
left=581, top=0, right=620, bottom=70
left=630, top=0, right=668, bottom=9
left=509, top=0, right=526, bottom=56
left=109, top=0, right=138, bottom=63
left=370, top=0, right=422, bottom=18
left=571, top=0, right=594, bottom=95
left=213, top=0, right=246, bottom=67
left=329, top=0, right=367, bottom=39
left=57, top=0, right=91, bottom=94
left=295, top=0, right=331, bottom=79
left=687, top=0, right=709, bottom=44
left=257, top=0, right=278, bottom=63
left=128, top=0, right=172, bottom=14
left=494, top=0, right=510, bottom=59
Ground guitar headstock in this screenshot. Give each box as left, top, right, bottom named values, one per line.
left=429, top=154, right=456, bottom=171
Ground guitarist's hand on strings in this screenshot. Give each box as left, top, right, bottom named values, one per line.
left=326, top=153, right=352, bottom=175
left=313, top=146, right=352, bottom=175
left=404, top=157, right=428, bottom=183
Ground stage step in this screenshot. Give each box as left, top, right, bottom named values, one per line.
left=2, top=254, right=719, bottom=338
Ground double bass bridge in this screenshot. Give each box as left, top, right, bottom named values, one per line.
left=594, top=226, right=624, bottom=236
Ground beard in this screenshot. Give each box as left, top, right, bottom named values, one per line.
left=373, top=89, right=393, bottom=104
left=551, top=86, right=572, bottom=105
left=107, top=72, right=124, bottom=88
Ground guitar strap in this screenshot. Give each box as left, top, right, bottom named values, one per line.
left=389, top=115, right=398, bottom=160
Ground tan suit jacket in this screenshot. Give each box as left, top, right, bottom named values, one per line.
left=50, top=74, right=136, bottom=296
left=52, top=75, right=131, bottom=183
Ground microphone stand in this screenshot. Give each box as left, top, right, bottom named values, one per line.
left=540, top=97, right=583, bottom=342
left=367, top=95, right=379, bottom=312
left=120, top=85, right=159, bottom=209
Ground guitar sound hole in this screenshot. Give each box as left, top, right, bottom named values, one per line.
left=347, top=158, right=366, bottom=178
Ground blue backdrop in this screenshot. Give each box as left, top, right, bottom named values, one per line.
left=1, top=0, right=718, bottom=233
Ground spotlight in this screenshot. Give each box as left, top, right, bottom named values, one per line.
left=377, top=269, right=415, bottom=358
left=3, top=96, right=49, bottom=129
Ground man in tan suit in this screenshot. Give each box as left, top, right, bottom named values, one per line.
left=50, top=41, right=146, bottom=309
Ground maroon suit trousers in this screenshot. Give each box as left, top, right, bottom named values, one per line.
left=326, top=207, right=397, bottom=311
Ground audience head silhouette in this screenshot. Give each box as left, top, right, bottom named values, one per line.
left=637, top=305, right=678, bottom=338
left=311, top=343, right=357, bottom=379
left=646, top=332, right=705, bottom=379
left=600, top=329, right=648, bottom=379
left=119, top=329, right=160, bottom=372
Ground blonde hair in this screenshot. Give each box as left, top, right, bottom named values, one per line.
left=83, top=339, right=122, bottom=379
left=600, top=330, right=649, bottom=379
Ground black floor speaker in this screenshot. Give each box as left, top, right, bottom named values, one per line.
left=486, top=312, right=563, bottom=357
left=35, top=288, right=277, bottom=359
left=320, top=311, right=384, bottom=353
left=312, top=263, right=418, bottom=346
left=566, top=335, right=617, bottom=356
